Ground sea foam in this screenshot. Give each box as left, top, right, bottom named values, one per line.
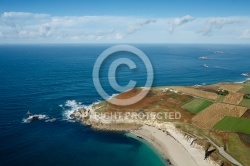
left=61, top=100, right=85, bottom=122
left=61, top=99, right=104, bottom=122
left=22, top=114, right=49, bottom=123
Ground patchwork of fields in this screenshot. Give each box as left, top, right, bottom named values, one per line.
left=102, top=82, right=250, bottom=166
left=191, top=103, right=247, bottom=129
left=172, top=82, right=250, bottom=166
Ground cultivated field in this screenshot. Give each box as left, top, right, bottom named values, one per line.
left=227, top=133, right=250, bottom=166
left=171, top=86, right=218, bottom=100
left=240, top=99, right=250, bottom=108
left=213, top=116, right=250, bottom=134
left=239, top=84, right=250, bottom=93
left=100, top=88, right=195, bottom=122
left=192, top=103, right=247, bottom=129
left=219, top=84, right=243, bottom=92
left=222, top=92, right=244, bottom=105
left=182, top=98, right=213, bottom=114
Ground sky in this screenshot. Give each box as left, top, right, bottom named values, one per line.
left=0, top=0, right=250, bottom=43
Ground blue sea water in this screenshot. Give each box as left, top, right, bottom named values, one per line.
left=0, top=44, right=250, bottom=166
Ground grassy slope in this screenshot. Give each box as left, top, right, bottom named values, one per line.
left=182, top=98, right=213, bottom=114
left=227, top=133, right=250, bottom=166
left=239, top=84, right=250, bottom=108
left=213, top=116, right=250, bottom=134
left=239, top=84, right=250, bottom=93
left=239, top=98, right=250, bottom=108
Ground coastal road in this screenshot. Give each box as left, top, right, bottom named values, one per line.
left=205, top=136, right=243, bottom=166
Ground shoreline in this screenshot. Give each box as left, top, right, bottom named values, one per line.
left=129, top=125, right=215, bottom=166
left=69, top=80, right=250, bottom=166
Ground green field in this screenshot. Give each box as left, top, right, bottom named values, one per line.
left=182, top=98, right=213, bottom=114
left=240, top=84, right=250, bottom=93
left=240, top=98, right=250, bottom=108
left=227, top=133, right=250, bottom=166
left=213, top=116, right=250, bottom=134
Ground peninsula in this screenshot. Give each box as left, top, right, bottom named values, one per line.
left=71, top=81, right=250, bottom=166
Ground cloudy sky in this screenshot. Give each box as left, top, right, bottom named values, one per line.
left=1, top=0, right=250, bottom=43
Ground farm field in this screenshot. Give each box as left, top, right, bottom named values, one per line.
left=219, top=84, right=243, bottom=92
left=182, top=98, right=213, bottom=114
left=227, top=133, right=250, bottom=166
left=171, top=86, right=218, bottom=100
left=192, top=103, right=247, bottom=129
left=213, top=116, right=250, bottom=134
left=99, top=88, right=195, bottom=122
left=239, top=98, right=250, bottom=108
left=239, top=84, right=250, bottom=93
left=222, top=92, right=243, bottom=105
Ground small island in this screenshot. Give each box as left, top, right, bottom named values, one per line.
left=71, top=81, right=250, bottom=166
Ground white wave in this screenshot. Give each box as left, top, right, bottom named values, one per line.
left=214, top=51, right=224, bottom=54
left=61, top=100, right=85, bottom=122
left=199, top=56, right=210, bottom=60
left=194, top=83, right=206, bottom=87
left=203, top=64, right=209, bottom=68
left=61, top=94, right=129, bottom=122
left=235, top=81, right=245, bottom=84
left=22, top=114, right=49, bottom=123
left=241, top=73, right=250, bottom=77
left=60, top=99, right=105, bottom=122
left=212, top=66, right=230, bottom=70
left=235, top=77, right=250, bottom=84
left=45, top=118, right=57, bottom=123
left=106, top=93, right=118, bottom=100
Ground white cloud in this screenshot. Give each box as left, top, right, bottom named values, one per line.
left=1, top=12, right=250, bottom=43
left=0, top=31, right=4, bottom=38
left=199, top=17, right=239, bottom=36
left=114, top=19, right=157, bottom=39
left=169, top=15, right=195, bottom=33
left=240, top=29, right=250, bottom=39
left=2, top=12, right=49, bottom=18
left=0, top=12, right=157, bottom=41
left=128, top=19, right=156, bottom=34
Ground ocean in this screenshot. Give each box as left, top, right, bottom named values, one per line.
left=0, top=44, right=249, bottom=166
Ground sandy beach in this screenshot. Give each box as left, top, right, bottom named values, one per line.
left=131, top=125, right=216, bottom=166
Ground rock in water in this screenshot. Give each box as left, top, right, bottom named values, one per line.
left=79, top=108, right=86, bottom=114
left=26, top=115, right=40, bottom=123
left=75, top=112, right=81, bottom=118
left=46, top=118, right=56, bottom=122
left=70, top=113, right=76, bottom=119
left=26, top=111, right=32, bottom=115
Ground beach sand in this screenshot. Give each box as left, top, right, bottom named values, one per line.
left=131, top=125, right=215, bottom=166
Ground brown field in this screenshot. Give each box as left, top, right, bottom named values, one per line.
left=238, top=133, right=250, bottom=146
left=97, top=88, right=195, bottom=122
left=192, top=103, right=247, bottom=129
left=219, top=84, right=243, bottom=92
left=194, top=86, right=218, bottom=93
left=242, top=109, right=250, bottom=118
left=171, top=86, right=218, bottom=100
left=222, top=92, right=244, bottom=105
